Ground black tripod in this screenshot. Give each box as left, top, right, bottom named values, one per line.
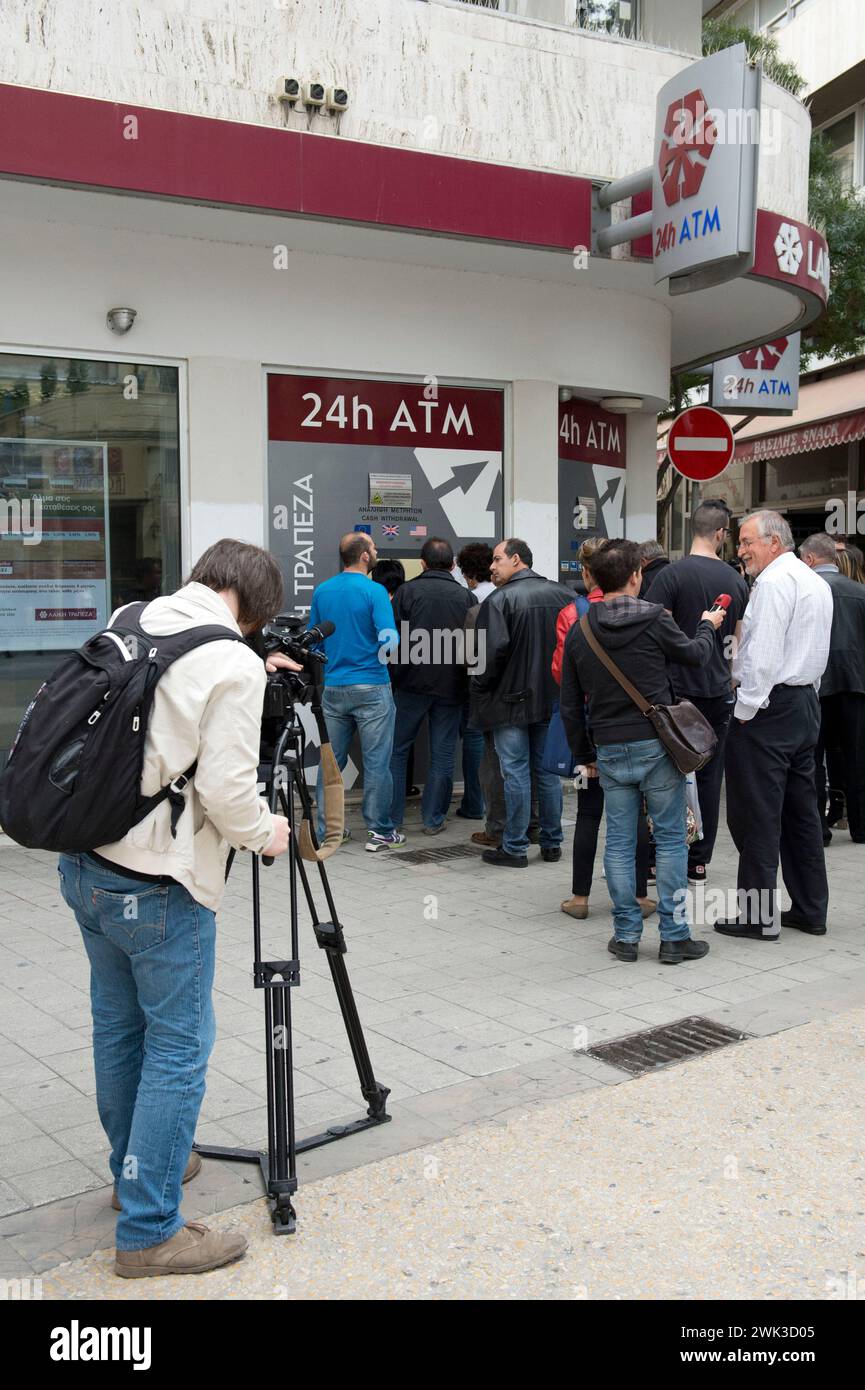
left=193, top=683, right=391, bottom=1234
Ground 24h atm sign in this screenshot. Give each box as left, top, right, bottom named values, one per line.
left=653, top=43, right=761, bottom=295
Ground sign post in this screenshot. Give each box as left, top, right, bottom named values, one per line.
left=667, top=406, right=735, bottom=483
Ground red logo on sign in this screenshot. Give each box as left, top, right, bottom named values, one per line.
left=738, top=338, right=788, bottom=371
left=658, top=89, right=716, bottom=207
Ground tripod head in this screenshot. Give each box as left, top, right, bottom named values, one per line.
left=260, top=613, right=333, bottom=752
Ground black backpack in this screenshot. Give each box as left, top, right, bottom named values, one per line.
left=0, top=603, right=245, bottom=853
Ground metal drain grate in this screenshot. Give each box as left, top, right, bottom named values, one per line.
left=391, top=843, right=484, bottom=866
left=588, top=1016, right=750, bottom=1077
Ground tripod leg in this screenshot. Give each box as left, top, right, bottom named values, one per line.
left=289, top=772, right=390, bottom=1123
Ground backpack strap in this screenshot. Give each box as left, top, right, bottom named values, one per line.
left=579, top=614, right=653, bottom=715
left=118, top=615, right=249, bottom=837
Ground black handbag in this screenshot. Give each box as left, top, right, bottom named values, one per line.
left=579, top=615, right=718, bottom=775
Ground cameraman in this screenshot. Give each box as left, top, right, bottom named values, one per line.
left=57, top=539, right=297, bottom=1279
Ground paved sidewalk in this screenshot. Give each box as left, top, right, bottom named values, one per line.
left=1, top=788, right=864, bottom=1275
left=38, top=1006, right=865, bottom=1299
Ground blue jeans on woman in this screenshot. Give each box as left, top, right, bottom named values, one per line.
left=57, top=852, right=216, bottom=1251
left=594, top=738, right=689, bottom=943
left=317, top=683, right=396, bottom=839
left=458, top=703, right=486, bottom=818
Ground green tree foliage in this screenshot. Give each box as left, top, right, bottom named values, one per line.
left=701, top=20, right=865, bottom=366
left=701, top=19, right=806, bottom=95
left=805, top=132, right=865, bottom=365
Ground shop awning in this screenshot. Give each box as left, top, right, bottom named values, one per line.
left=732, top=369, right=865, bottom=462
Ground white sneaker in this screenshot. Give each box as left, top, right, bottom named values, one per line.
left=365, top=830, right=407, bottom=853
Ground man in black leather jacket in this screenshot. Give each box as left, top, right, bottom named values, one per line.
left=468, top=538, right=573, bottom=867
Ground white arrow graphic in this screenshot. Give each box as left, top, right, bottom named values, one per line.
left=593, top=465, right=626, bottom=537
left=414, top=449, right=502, bottom=537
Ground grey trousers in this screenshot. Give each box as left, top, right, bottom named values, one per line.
left=480, top=731, right=539, bottom=838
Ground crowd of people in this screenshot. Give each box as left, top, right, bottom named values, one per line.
left=309, top=508, right=865, bottom=961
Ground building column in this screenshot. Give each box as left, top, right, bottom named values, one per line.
left=625, top=412, right=660, bottom=542
left=187, top=357, right=265, bottom=565
left=511, top=380, right=558, bottom=578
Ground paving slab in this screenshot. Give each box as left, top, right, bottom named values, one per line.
left=34, top=1007, right=865, bottom=1299
left=1, top=787, right=863, bottom=1266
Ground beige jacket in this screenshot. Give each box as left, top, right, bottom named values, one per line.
left=96, top=583, right=274, bottom=910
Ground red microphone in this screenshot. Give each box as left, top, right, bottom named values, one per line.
left=709, top=593, right=732, bottom=615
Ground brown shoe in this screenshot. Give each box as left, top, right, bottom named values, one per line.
left=111, top=1150, right=202, bottom=1211
left=561, top=897, right=589, bottom=920
left=115, top=1220, right=248, bottom=1278
left=638, top=898, right=657, bottom=919
left=471, top=831, right=500, bottom=847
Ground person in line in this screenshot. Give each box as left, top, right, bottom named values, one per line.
left=644, top=499, right=749, bottom=887
left=552, top=537, right=654, bottom=922
left=58, top=539, right=294, bottom=1277
left=371, top=556, right=420, bottom=804
left=388, top=537, right=477, bottom=835
left=800, top=532, right=865, bottom=846
left=560, top=538, right=723, bottom=962
left=469, top=538, right=573, bottom=867
left=836, top=543, right=865, bottom=584
left=637, top=540, right=670, bottom=599
left=717, top=511, right=832, bottom=940
left=310, top=532, right=404, bottom=853
left=455, top=542, right=495, bottom=821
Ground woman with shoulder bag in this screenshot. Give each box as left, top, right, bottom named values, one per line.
left=551, top=539, right=654, bottom=922
left=560, top=539, right=723, bottom=964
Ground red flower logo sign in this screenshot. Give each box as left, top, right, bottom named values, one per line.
left=658, top=88, right=716, bottom=207
left=738, top=338, right=788, bottom=370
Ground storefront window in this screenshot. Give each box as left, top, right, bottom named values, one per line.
left=0, top=353, right=181, bottom=759
left=761, top=444, right=849, bottom=503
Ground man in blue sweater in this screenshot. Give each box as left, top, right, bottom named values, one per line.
left=310, top=532, right=405, bottom=852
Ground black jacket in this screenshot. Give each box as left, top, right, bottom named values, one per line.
left=391, top=569, right=477, bottom=703
left=815, top=568, right=865, bottom=697
left=560, top=597, right=715, bottom=762
left=638, top=555, right=670, bottom=599
left=469, top=568, right=574, bottom=730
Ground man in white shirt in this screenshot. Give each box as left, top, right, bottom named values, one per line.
left=717, top=511, right=832, bottom=941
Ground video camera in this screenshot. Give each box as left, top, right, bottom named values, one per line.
left=260, top=613, right=334, bottom=721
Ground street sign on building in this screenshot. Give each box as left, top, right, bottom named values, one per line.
left=653, top=43, right=761, bottom=295
left=557, top=399, right=626, bottom=576
left=667, top=406, right=735, bottom=482
left=711, top=332, right=800, bottom=414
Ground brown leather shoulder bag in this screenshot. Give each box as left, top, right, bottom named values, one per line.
left=579, top=615, right=718, bottom=775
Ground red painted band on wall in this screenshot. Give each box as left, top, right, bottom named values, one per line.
left=268, top=375, right=504, bottom=450
left=0, top=84, right=593, bottom=252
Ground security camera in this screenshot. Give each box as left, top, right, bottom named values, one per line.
left=303, top=82, right=325, bottom=108
left=327, top=87, right=349, bottom=112
left=107, top=307, right=137, bottom=335
left=278, top=78, right=300, bottom=104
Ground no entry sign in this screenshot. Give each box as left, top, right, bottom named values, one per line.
left=667, top=406, right=734, bottom=481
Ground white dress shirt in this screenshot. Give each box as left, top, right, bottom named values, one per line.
left=732, top=550, right=833, bottom=721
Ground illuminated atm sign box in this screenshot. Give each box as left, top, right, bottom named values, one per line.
left=711, top=333, right=801, bottom=414
left=653, top=43, right=761, bottom=295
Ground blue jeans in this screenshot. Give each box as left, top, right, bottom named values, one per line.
left=318, top=683, right=396, bottom=838
left=57, top=852, right=216, bottom=1251
left=459, top=704, right=486, bottom=817
left=595, top=738, right=689, bottom=943
left=390, top=690, right=463, bottom=829
left=493, top=721, right=563, bottom=856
